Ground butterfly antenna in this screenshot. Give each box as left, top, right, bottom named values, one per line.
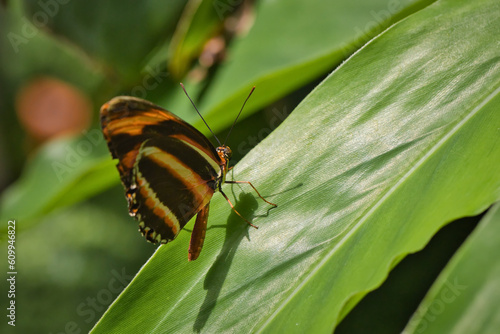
left=224, top=86, right=255, bottom=145
left=180, top=83, right=221, bottom=146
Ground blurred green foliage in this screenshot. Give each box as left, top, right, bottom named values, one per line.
left=0, top=0, right=499, bottom=333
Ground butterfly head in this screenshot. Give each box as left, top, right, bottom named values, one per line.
left=216, top=145, right=232, bottom=162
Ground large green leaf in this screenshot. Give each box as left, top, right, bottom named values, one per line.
left=90, top=0, right=500, bottom=332
left=403, top=202, right=500, bottom=334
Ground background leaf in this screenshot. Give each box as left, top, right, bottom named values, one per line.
left=21, top=0, right=187, bottom=85
left=90, top=0, right=500, bottom=332
left=0, top=134, right=118, bottom=230
left=195, top=0, right=435, bottom=133
left=403, top=202, right=500, bottom=334
left=167, top=0, right=240, bottom=79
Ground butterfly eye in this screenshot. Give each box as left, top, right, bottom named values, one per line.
left=224, top=147, right=232, bottom=159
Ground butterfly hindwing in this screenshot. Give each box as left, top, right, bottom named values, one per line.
left=131, top=138, right=217, bottom=242
left=100, top=96, right=222, bottom=244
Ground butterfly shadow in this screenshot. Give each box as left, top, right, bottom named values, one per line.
left=193, top=192, right=259, bottom=332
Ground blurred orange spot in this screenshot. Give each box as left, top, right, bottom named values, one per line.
left=16, top=77, right=92, bottom=144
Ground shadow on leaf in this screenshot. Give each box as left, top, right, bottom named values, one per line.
left=193, top=192, right=257, bottom=332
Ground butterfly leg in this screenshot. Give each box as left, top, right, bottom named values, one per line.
left=219, top=189, right=259, bottom=229
left=188, top=203, right=210, bottom=261
left=225, top=180, right=277, bottom=207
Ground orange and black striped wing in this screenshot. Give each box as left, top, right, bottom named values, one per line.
left=100, top=96, right=222, bottom=243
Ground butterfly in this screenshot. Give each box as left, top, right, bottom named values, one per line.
left=100, top=84, right=276, bottom=261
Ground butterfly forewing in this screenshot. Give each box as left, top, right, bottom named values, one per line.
left=100, top=96, right=222, bottom=244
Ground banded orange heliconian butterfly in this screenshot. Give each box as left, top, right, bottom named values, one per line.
left=100, top=84, right=276, bottom=261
